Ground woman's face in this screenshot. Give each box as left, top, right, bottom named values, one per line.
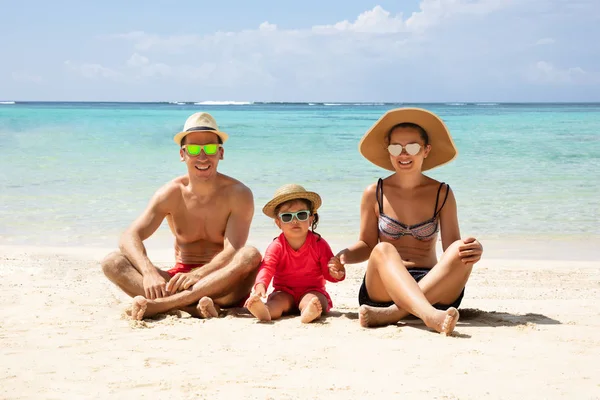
left=388, top=126, right=431, bottom=172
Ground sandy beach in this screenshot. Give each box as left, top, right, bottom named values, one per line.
left=1, top=240, right=599, bottom=400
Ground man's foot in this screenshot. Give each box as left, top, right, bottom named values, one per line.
left=358, top=305, right=403, bottom=328
left=425, top=307, right=460, bottom=335
left=300, top=297, right=322, bottom=323
left=197, top=296, right=220, bottom=319
left=131, top=296, right=148, bottom=321
left=246, top=295, right=271, bottom=321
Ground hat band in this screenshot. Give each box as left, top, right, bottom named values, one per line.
left=186, top=126, right=216, bottom=132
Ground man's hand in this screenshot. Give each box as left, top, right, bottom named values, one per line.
left=328, top=254, right=346, bottom=280
left=166, top=272, right=200, bottom=294
left=459, top=237, right=483, bottom=266
left=143, top=272, right=168, bottom=299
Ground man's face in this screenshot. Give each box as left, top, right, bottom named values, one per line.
left=180, top=131, right=223, bottom=180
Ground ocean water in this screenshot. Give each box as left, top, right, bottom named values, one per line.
left=0, top=102, right=599, bottom=249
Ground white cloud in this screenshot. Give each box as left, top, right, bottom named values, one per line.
left=11, top=72, right=43, bottom=83
left=259, top=22, right=277, bottom=32
left=528, top=61, right=589, bottom=84
left=406, top=0, right=510, bottom=33
left=46, top=2, right=599, bottom=101
left=312, top=6, right=406, bottom=33
left=64, top=60, right=122, bottom=80
left=535, top=37, right=555, bottom=45
left=126, top=53, right=149, bottom=67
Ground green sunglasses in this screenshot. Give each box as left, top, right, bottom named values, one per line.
left=278, top=210, right=311, bottom=223
left=182, top=144, right=222, bottom=156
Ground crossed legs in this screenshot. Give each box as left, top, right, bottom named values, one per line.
left=358, top=240, right=472, bottom=334
left=101, top=246, right=262, bottom=320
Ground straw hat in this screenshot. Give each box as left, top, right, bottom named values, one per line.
left=359, top=108, right=458, bottom=171
left=173, top=112, right=229, bottom=145
left=262, top=184, right=322, bottom=218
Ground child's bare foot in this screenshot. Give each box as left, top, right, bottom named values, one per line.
left=425, top=307, right=460, bottom=335
left=358, top=305, right=402, bottom=327
left=300, top=297, right=322, bottom=323
left=130, top=296, right=148, bottom=321
left=197, top=296, right=220, bottom=319
left=246, top=295, right=271, bottom=321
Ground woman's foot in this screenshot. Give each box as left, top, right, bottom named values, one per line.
left=358, top=304, right=403, bottom=327
left=425, top=307, right=460, bottom=335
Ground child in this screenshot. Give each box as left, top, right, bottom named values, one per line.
left=245, top=184, right=346, bottom=323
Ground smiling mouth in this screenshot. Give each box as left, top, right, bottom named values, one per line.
left=195, top=165, right=210, bottom=171
left=399, top=160, right=412, bottom=165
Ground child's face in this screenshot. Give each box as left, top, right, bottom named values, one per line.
left=275, top=199, right=313, bottom=240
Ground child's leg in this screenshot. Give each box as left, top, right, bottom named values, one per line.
left=299, top=291, right=329, bottom=323
left=246, top=291, right=294, bottom=322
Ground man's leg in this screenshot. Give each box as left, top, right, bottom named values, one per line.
left=131, top=246, right=261, bottom=320
left=359, top=240, right=472, bottom=327
left=101, top=251, right=171, bottom=297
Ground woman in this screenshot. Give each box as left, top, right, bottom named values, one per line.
left=330, top=108, right=483, bottom=335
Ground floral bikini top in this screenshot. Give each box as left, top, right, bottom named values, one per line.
left=377, top=178, right=450, bottom=241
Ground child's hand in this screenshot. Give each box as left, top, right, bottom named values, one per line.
left=252, top=283, right=267, bottom=298
left=328, top=255, right=346, bottom=280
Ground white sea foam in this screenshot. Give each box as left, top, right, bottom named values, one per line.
left=0, top=101, right=16, bottom=105
left=195, top=101, right=253, bottom=105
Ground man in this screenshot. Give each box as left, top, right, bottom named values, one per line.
left=101, top=112, right=261, bottom=320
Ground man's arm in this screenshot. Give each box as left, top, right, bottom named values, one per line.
left=119, top=184, right=172, bottom=298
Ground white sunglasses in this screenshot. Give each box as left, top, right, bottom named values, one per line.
left=387, top=143, right=422, bottom=156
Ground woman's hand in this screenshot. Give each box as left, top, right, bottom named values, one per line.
left=459, top=237, right=483, bottom=265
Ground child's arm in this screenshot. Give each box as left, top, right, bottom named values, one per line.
left=320, top=238, right=345, bottom=282
left=253, top=240, right=282, bottom=296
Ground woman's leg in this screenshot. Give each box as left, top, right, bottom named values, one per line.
left=359, top=240, right=472, bottom=328
left=359, top=242, right=459, bottom=334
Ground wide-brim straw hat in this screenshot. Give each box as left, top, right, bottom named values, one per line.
left=173, top=112, right=229, bottom=145
left=262, top=184, right=322, bottom=218
left=359, top=108, right=457, bottom=171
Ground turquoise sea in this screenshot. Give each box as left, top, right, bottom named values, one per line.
left=1, top=102, right=599, bottom=251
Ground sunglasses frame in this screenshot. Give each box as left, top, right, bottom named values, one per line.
left=182, top=143, right=222, bottom=156
left=278, top=209, right=311, bottom=223
left=387, top=143, right=422, bottom=157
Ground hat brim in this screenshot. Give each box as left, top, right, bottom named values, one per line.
left=262, top=192, right=322, bottom=218
left=174, top=129, right=229, bottom=145
left=358, top=108, right=457, bottom=171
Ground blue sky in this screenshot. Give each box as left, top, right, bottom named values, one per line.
left=1, top=0, right=599, bottom=102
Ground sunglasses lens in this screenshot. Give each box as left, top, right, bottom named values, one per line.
left=387, top=144, right=403, bottom=157
left=280, top=213, right=293, bottom=223
left=406, top=143, right=421, bottom=155
left=296, top=211, right=309, bottom=221
left=204, top=144, right=218, bottom=155
left=187, top=145, right=201, bottom=156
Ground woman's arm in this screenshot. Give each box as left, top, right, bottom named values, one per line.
left=438, top=186, right=461, bottom=251
left=439, top=185, right=483, bottom=265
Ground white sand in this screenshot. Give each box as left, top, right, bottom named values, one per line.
left=1, top=243, right=599, bottom=399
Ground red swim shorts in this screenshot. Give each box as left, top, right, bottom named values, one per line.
left=166, top=263, right=203, bottom=277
